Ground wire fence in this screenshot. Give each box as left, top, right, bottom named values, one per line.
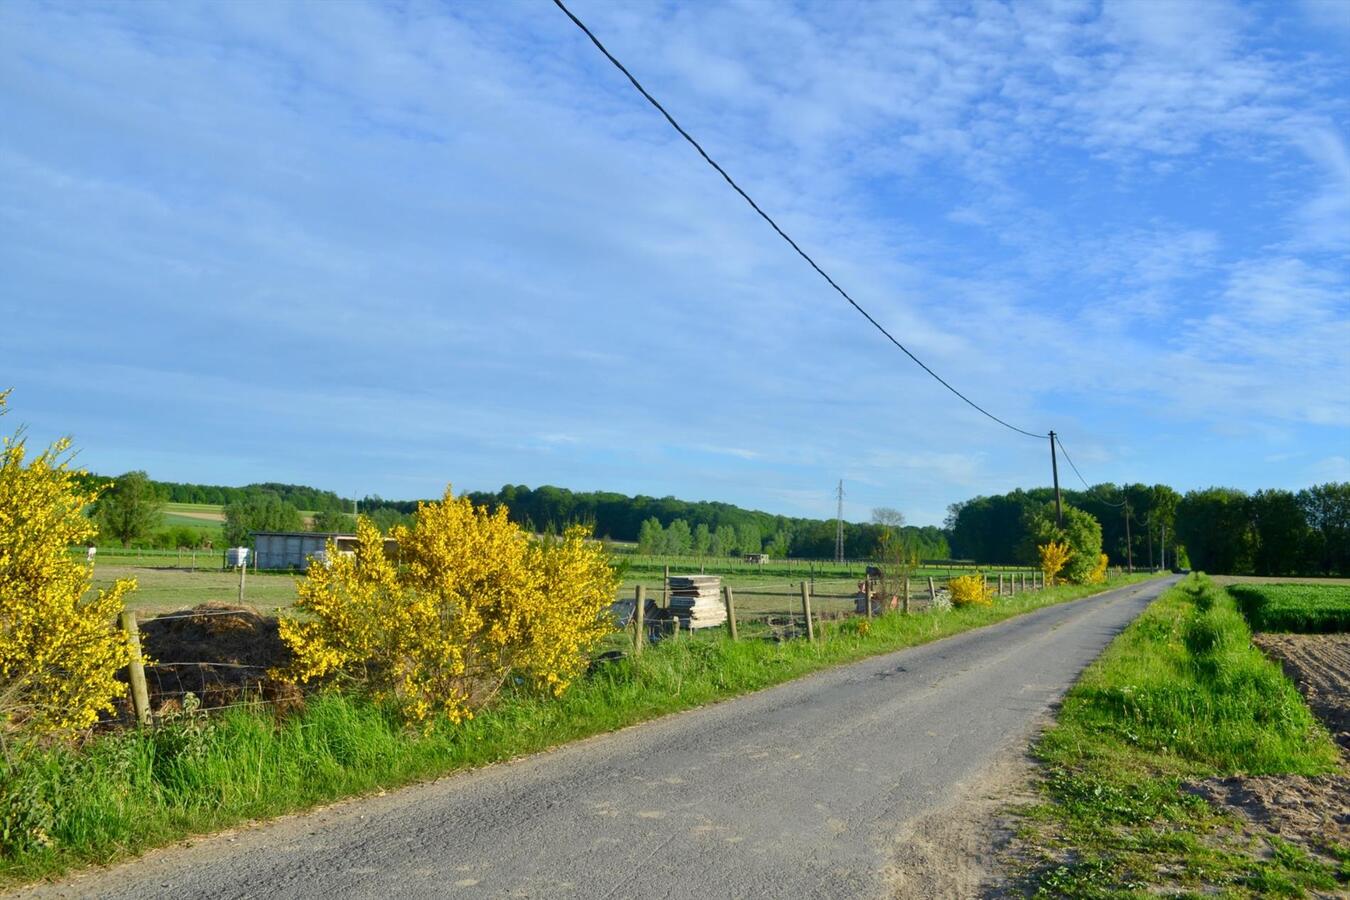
left=101, top=567, right=1054, bottom=727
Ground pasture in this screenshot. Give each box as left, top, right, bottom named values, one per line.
left=86, top=548, right=1042, bottom=621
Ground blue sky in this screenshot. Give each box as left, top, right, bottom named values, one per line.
left=3, top=0, right=1347, bottom=526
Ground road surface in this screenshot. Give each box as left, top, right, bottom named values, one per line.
left=22, top=577, right=1174, bottom=899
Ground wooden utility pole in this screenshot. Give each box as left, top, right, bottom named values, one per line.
left=1049, top=431, right=1064, bottom=529
left=1123, top=502, right=1134, bottom=573
left=1147, top=513, right=1155, bottom=571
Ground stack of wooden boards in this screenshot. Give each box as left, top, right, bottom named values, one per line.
left=667, top=575, right=725, bottom=629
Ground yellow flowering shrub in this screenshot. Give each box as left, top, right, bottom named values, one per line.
left=1088, top=552, right=1109, bottom=584
left=0, top=392, right=134, bottom=739
left=948, top=573, right=994, bottom=607
left=278, top=487, right=618, bottom=724
left=1039, top=541, right=1073, bottom=586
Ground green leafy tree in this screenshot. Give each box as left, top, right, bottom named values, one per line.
left=666, top=518, right=693, bottom=556
left=712, top=524, right=737, bottom=557
left=1176, top=488, right=1254, bottom=574
left=637, top=516, right=664, bottom=555
left=768, top=528, right=791, bottom=558
left=94, top=470, right=164, bottom=547
left=737, top=523, right=761, bottom=556
left=223, top=492, right=304, bottom=547
left=1298, top=483, right=1350, bottom=576
left=312, top=509, right=357, bottom=534
left=1249, top=489, right=1310, bottom=576
left=692, top=523, right=711, bottom=557
left=366, top=506, right=411, bottom=534
left=1023, top=503, right=1103, bottom=584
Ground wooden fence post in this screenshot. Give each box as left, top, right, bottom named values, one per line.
left=800, top=582, right=815, bottom=643
left=998, top=573, right=1005, bottom=596
left=670, top=616, right=680, bottom=639
left=120, top=611, right=150, bottom=727
left=723, top=586, right=738, bottom=640
left=663, top=564, right=670, bottom=610
left=238, top=562, right=247, bottom=603
left=927, top=576, right=937, bottom=605
left=633, top=585, right=646, bottom=657
left=903, top=576, right=910, bottom=614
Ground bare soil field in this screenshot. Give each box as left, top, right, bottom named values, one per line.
left=1183, top=774, right=1350, bottom=878
left=1254, top=632, right=1350, bottom=755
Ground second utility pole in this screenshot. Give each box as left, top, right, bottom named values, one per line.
left=1123, top=501, right=1134, bottom=573
left=1049, top=431, right=1063, bottom=529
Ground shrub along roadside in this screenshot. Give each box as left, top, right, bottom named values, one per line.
left=1013, top=574, right=1345, bottom=897
left=0, top=575, right=1153, bottom=885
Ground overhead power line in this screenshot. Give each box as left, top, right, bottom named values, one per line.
left=1053, top=435, right=1126, bottom=507
left=551, top=0, right=1048, bottom=440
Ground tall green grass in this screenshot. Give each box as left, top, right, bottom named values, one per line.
left=1229, top=583, right=1350, bottom=633
left=1020, top=574, right=1344, bottom=897
left=0, top=575, right=1150, bottom=885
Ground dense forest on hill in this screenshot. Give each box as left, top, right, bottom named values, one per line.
left=78, top=474, right=350, bottom=513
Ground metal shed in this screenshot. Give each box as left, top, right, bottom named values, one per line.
left=251, top=531, right=356, bottom=571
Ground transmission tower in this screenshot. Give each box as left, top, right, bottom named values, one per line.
left=834, top=479, right=845, bottom=563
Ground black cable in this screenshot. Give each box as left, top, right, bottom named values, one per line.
left=1054, top=435, right=1126, bottom=507
left=550, top=0, right=1048, bottom=440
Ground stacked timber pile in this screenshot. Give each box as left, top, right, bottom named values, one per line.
left=667, top=575, right=725, bottom=629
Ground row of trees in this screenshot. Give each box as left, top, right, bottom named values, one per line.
left=948, top=482, right=1349, bottom=576
left=1175, top=485, right=1349, bottom=576
left=464, top=484, right=949, bottom=560
left=633, top=514, right=953, bottom=560
left=89, top=471, right=1346, bottom=573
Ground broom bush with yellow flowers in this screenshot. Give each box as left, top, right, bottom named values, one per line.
left=948, top=573, right=995, bottom=607
left=0, top=391, right=134, bottom=743
left=277, top=487, right=618, bottom=725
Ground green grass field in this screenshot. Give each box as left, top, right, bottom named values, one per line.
left=1012, top=574, right=1345, bottom=896
left=4, top=574, right=1154, bottom=885
left=84, top=552, right=1044, bottom=620
left=1228, top=583, right=1350, bottom=633
left=87, top=564, right=300, bottom=617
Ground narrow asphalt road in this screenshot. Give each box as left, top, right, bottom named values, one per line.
left=26, top=577, right=1175, bottom=900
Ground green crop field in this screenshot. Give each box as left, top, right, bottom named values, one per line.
left=163, top=502, right=226, bottom=519
left=1228, top=583, right=1350, bottom=633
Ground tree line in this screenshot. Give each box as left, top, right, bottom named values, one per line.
left=87, top=471, right=1348, bottom=575
left=948, top=482, right=1348, bottom=576
left=463, top=484, right=950, bottom=560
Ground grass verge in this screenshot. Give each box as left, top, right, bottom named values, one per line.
left=1, top=574, right=1152, bottom=886
left=1012, top=574, right=1346, bottom=897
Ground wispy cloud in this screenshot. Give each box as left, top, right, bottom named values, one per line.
left=1, top=0, right=1346, bottom=522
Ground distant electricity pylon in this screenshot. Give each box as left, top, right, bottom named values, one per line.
left=834, top=479, right=845, bottom=563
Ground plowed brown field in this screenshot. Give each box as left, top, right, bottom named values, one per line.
left=1253, top=632, right=1350, bottom=755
